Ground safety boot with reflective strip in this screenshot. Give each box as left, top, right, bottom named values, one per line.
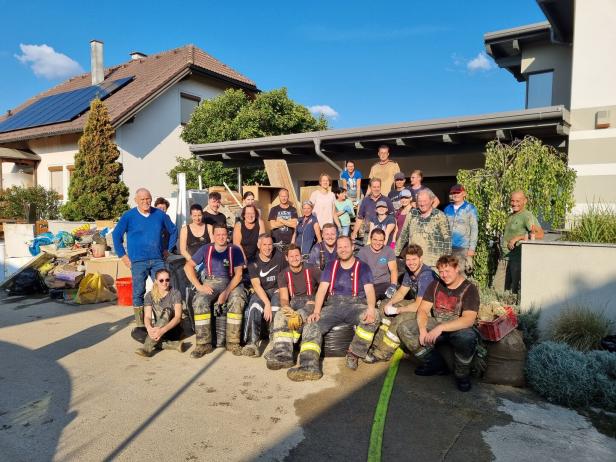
left=349, top=324, right=377, bottom=358
left=287, top=340, right=322, bottom=381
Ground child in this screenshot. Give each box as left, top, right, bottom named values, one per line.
left=334, top=187, right=355, bottom=236
left=369, top=200, right=396, bottom=246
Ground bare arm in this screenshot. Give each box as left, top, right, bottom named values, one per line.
left=184, top=259, right=213, bottom=294
left=395, top=214, right=411, bottom=256
left=232, top=223, right=248, bottom=264
left=432, top=196, right=440, bottom=208
left=424, top=310, right=477, bottom=346
left=207, top=224, right=215, bottom=243
left=388, top=285, right=410, bottom=306
left=416, top=298, right=434, bottom=346
left=361, top=283, right=377, bottom=324
left=384, top=222, right=395, bottom=245
left=332, top=203, right=341, bottom=229
left=279, top=286, right=290, bottom=307
left=387, top=259, right=398, bottom=285
left=179, top=226, right=191, bottom=262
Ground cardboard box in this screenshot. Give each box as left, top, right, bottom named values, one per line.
left=84, top=256, right=131, bottom=286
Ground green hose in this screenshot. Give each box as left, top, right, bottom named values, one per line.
left=367, top=348, right=404, bottom=462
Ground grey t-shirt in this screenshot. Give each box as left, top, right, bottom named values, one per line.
left=357, top=245, right=395, bottom=285
left=144, top=288, right=182, bottom=321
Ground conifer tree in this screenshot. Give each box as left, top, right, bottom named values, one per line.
left=61, top=99, right=129, bottom=220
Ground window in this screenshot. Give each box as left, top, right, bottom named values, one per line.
left=180, top=93, right=200, bottom=125
left=526, top=71, right=553, bottom=109
left=49, top=166, right=64, bottom=198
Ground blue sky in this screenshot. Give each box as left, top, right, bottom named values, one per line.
left=0, top=0, right=547, bottom=129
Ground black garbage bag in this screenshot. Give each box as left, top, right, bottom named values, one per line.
left=8, top=268, right=48, bottom=296
left=322, top=324, right=355, bottom=357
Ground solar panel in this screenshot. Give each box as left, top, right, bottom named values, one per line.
left=0, top=77, right=134, bottom=134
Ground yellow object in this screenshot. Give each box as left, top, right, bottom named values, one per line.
left=71, top=224, right=90, bottom=235
left=38, top=261, right=55, bottom=277
left=282, top=305, right=303, bottom=331
left=75, top=272, right=116, bottom=304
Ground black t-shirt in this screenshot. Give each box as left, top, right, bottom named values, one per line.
left=388, top=187, right=409, bottom=210
left=203, top=211, right=227, bottom=243
left=248, top=249, right=286, bottom=291
left=277, top=264, right=321, bottom=298
left=423, top=279, right=480, bottom=321
left=268, top=205, right=298, bottom=244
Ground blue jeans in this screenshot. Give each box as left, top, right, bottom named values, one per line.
left=339, top=225, right=350, bottom=236
left=131, top=258, right=166, bottom=307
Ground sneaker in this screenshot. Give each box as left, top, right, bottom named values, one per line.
left=345, top=353, right=359, bottom=371
left=226, top=343, right=243, bottom=356
left=241, top=343, right=259, bottom=357
left=287, top=367, right=323, bottom=382
left=190, top=344, right=213, bottom=359
left=456, top=377, right=472, bottom=392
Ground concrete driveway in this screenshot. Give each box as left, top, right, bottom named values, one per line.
left=1, top=295, right=614, bottom=461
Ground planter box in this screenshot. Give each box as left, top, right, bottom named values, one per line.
left=520, top=240, right=616, bottom=333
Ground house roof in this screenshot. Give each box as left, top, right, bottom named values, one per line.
left=0, top=147, right=41, bottom=161
left=190, top=106, right=570, bottom=168
left=0, top=44, right=258, bottom=144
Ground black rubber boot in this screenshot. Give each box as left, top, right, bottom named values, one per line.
left=414, top=351, right=449, bottom=376
left=456, top=377, right=472, bottom=392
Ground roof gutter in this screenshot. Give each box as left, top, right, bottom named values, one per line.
left=313, top=138, right=342, bottom=172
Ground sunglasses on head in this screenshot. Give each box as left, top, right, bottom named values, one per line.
left=157, top=278, right=170, bottom=283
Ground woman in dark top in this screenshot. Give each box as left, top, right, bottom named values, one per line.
left=233, top=205, right=265, bottom=264
left=395, top=189, right=413, bottom=241
left=179, top=204, right=207, bottom=260
left=292, top=200, right=321, bottom=257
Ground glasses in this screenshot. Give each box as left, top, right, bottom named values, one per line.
left=157, top=278, right=170, bottom=283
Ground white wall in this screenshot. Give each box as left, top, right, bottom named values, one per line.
left=116, top=77, right=227, bottom=199
left=521, top=42, right=572, bottom=108
left=27, top=135, right=79, bottom=200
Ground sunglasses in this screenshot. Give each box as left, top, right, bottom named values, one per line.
left=157, top=278, right=170, bottom=283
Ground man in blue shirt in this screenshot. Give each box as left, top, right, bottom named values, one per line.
left=287, top=235, right=380, bottom=381
left=112, top=188, right=177, bottom=334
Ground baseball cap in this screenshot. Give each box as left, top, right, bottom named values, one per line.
left=394, top=172, right=406, bottom=181
left=376, top=200, right=388, bottom=209
left=450, top=184, right=465, bottom=194
left=399, top=189, right=412, bottom=198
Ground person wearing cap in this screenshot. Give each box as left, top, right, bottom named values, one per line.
left=388, top=172, right=409, bottom=210
left=368, top=200, right=396, bottom=247
left=292, top=200, right=321, bottom=258
left=351, top=178, right=394, bottom=244
left=444, top=184, right=478, bottom=274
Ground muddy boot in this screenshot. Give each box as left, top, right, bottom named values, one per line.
left=135, top=336, right=157, bottom=358
left=162, top=341, right=185, bottom=353
left=191, top=343, right=213, bottom=358
left=345, top=352, right=359, bottom=371
left=362, top=351, right=384, bottom=364
left=265, top=350, right=295, bottom=370
left=226, top=343, right=243, bottom=356
left=133, top=306, right=145, bottom=327
left=287, top=367, right=323, bottom=382
left=415, top=351, right=449, bottom=376
left=241, top=343, right=259, bottom=357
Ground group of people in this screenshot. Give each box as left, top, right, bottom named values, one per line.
left=111, top=145, right=543, bottom=392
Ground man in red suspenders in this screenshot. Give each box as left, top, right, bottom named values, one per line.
left=184, top=224, right=248, bottom=358
left=397, top=255, right=480, bottom=392
left=265, top=244, right=321, bottom=370
left=287, top=236, right=380, bottom=381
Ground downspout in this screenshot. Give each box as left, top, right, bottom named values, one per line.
left=313, top=138, right=342, bottom=173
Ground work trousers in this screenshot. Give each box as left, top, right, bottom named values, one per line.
left=243, top=289, right=281, bottom=345
left=397, top=317, right=478, bottom=378
left=131, top=307, right=183, bottom=345
left=191, top=277, right=247, bottom=347
left=269, top=296, right=315, bottom=362
left=370, top=301, right=417, bottom=361
left=297, top=296, right=380, bottom=372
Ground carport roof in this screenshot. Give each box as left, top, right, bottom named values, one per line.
left=189, top=106, right=570, bottom=168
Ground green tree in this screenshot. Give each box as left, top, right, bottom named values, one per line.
left=61, top=99, right=129, bottom=220
left=170, top=87, right=328, bottom=188
left=457, top=136, right=576, bottom=288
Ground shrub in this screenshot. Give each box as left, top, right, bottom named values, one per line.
left=0, top=185, right=61, bottom=220
left=526, top=341, right=616, bottom=411
left=564, top=203, right=616, bottom=244
left=517, top=305, right=541, bottom=348
left=550, top=306, right=613, bottom=351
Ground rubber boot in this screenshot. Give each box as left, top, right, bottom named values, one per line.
left=191, top=344, right=213, bottom=358
left=345, top=352, right=359, bottom=371
left=226, top=343, right=243, bottom=356
left=265, top=350, right=295, bottom=370
left=133, top=306, right=145, bottom=327
left=161, top=341, right=185, bottom=353
left=414, top=351, right=449, bottom=376
left=241, top=343, right=260, bottom=357
left=135, top=336, right=157, bottom=357
left=287, top=367, right=323, bottom=381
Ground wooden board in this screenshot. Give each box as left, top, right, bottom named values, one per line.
left=263, top=159, right=298, bottom=205
left=300, top=185, right=321, bottom=204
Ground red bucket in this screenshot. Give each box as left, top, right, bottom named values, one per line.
left=116, top=277, right=133, bottom=306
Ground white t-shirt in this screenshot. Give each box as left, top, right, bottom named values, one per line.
left=309, top=190, right=336, bottom=227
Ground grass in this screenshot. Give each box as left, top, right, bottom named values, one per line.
left=550, top=305, right=613, bottom=352
left=565, top=203, right=616, bottom=244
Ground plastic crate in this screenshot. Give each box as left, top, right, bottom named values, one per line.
left=477, top=306, right=518, bottom=342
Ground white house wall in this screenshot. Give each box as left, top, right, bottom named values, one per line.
left=28, top=134, right=80, bottom=199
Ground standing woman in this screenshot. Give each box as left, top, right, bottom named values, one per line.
left=179, top=204, right=207, bottom=260
left=134, top=269, right=185, bottom=357
left=233, top=205, right=264, bottom=264
left=309, top=173, right=342, bottom=230
left=293, top=201, right=322, bottom=258
left=394, top=189, right=413, bottom=242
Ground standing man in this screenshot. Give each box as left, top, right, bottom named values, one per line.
left=307, top=223, right=338, bottom=270
left=365, top=244, right=438, bottom=363
left=409, top=169, right=439, bottom=208
left=266, top=244, right=321, bottom=370
left=203, top=192, right=227, bottom=243
left=444, top=184, right=478, bottom=274
left=397, top=255, right=481, bottom=392
left=351, top=178, right=394, bottom=244
left=357, top=229, right=398, bottom=299
left=396, top=189, right=451, bottom=269
left=184, top=224, right=248, bottom=357
left=113, top=188, right=178, bottom=336
left=287, top=236, right=379, bottom=381
left=388, top=172, right=409, bottom=210
left=339, top=160, right=363, bottom=205
left=243, top=233, right=286, bottom=357
left=268, top=188, right=298, bottom=249
left=496, top=191, right=544, bottom=294
left=368, top=145, right=400, bottom=195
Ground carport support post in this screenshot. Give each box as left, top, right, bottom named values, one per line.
left=237, top=167, right=242, bottom=195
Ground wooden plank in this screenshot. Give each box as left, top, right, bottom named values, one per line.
left=263, top=159, right=298, bottom=205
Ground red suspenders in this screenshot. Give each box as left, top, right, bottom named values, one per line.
left=206, top=245, right=234, bottom=277
left=329, top=260, right=360, bottom=297
left=286, top=267, right=314, bottom=297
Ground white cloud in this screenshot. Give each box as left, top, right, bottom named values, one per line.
left=15, top=44, right=83, bottom=79
left=467, top=52, right=493, bottom=72
left=308, top=105, right=339, bottom=119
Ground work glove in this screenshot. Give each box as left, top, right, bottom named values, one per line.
left=384, top=304, right=399, bottom=316
left=385, top=284, right=397, bottom=299
left=282, top=305, right=303, bottom=331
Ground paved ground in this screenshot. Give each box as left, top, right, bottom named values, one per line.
left=1, top=294, right=614, bottom=461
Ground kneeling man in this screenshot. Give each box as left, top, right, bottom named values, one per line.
left=287, top=235, right=379, bottom=381
left=184, top=224, right=247, bottom=357
left=397, top=255, right=480, bottom=392
left=266, top=244, right=321, bottom=370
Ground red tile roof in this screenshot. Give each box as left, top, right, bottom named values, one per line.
left=0, top=44, right=258, bottom=143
